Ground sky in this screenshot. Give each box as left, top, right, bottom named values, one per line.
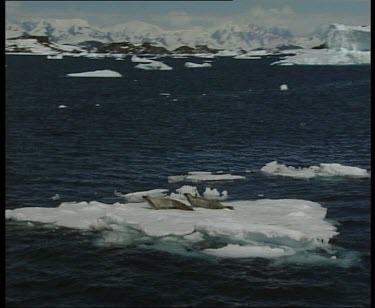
left=5, top=0, right=371, bottom=35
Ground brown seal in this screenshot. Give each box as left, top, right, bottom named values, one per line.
left=183, top=193, right=234, bottom=210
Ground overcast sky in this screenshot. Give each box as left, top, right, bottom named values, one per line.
left=5, top=0, right=371, bottom=35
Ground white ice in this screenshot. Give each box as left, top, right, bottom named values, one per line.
left=184, top=62, right=212, bottom=68
left=47, top=54, right=63, bottom=60
left=58, top=105, right=68, bottom=108
left=130, top=55, right=155, bottom=63
left=6, top=197, right=338, bottom=259
left=114, top=188, right=169, bottom=203
left=202, top=187, right=228, bottom=201
left=66, top=70, right=122, bottom=77
left=135, top=61, right=173, bottom=70
left=233, top=54, right=262, bottom=60
left=168, top=171, right=245, bottom=183
left=280, top=84, right=289, bottom=91
left=261, top=161, right=370, bottom=179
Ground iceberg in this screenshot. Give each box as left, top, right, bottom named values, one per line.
left=6, top=197, right=338, bottom=259
left=134, top=61, right=173, bottom=70
left=271, top=24, right=371, bottom=66
left=130, top=55, right=155, bottom=63
left=184, top=62, right=212, bottom=68
left=280, top=84, right=289, bottom=91
left=261, top=161, right=370, bottom=179
left=66, top=70, right=122, bottom=77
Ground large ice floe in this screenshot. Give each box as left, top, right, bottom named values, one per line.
left=184, top=62, right=212, bottom=68
left=168, top=171, right=245, bottom=183
left=271, top=24, right=370, bottom=65
left=134, top=60, right=173, bottom=70
left=65, top=70, right=122, bottom=77
left=261, top=161, right=370, bottom=179
left=6, top=184, right=339, bottom=260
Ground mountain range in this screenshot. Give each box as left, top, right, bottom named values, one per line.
left=5, top=18, right=324, bottom=51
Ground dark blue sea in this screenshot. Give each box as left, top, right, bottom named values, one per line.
left=6, top=55, right=371, bottom=307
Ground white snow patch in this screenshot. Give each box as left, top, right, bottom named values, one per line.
left=114, top=188, right=169, bottom=203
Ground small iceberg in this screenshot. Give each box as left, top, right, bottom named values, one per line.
left=58, top=105, right=68, bottom=109
left=168, top=171, right=245, bottom=183
left=66, top=70, right=122, bottom=77
left=184, top=62, right=212, bottom=68
left=135, top=61, right=173, bottom=70
left=280, top=84, right=289, bottom=91
left=47, top=54, right=63, bottom=60
left=261, top=161, right=370, bottom=179
left=130, top=55, right=155, bottom=63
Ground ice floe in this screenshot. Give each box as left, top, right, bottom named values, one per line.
left=6, top=197, right=339, bottom=259
left=184, top=62, right=212, bottom=68
left=134, top=61, right=173, bottom=70
left=130, top=55, right=155, bottom=63
left=168, top=171, right=245, bottom=183
left=261, top=161, right=370, bottom=179
left=47, top=54, right=63, bottom=60
left=233, top=54, right=262, bottom=60
left=66, top=70, right=122, bottom=77
left=58, top=105, right=68, bottom=109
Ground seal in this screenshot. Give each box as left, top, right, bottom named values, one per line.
left=142, top=196, right=194, bottom=211
left=183, top=193, right=234, bottom=210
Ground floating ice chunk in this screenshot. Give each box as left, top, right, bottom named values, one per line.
left=261, top=161, right=370, bottom=179
left=280, top=84, right=289, bottom=91
left=159, top=93, right=170, bottom=96
left=203, top=244, right=296, bottom=259
left=51, top=194, right=60, bottom=201
left=130, top=55, right=155, bottom=63
left=168, top=171, right=245, bottom=183
left=47, top=54, right=63, bottom=60
left=135, top=61, right=173, bottom=70
left=184, top=62, right=212, bottom=68
left=58, top=105, right=68, bottom=109
left=202, top=187, right=228, bottom=201
left=233, top=55, right=262, bottom=60
left=95, top=104, right=101, bottom=107
left=66, top=70, right=122, bottom=77
left=114, top=189, right=169, bottom=203
left=6, top=198, right=339, bottom=259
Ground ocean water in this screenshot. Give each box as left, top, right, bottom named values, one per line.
left=6, top=55, right=370, bottom=307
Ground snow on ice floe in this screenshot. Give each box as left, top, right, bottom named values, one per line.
left=134, top=61, right=173, bottom=70
left=114, top=188, right=169, bottom=203
left=184, top=62, right=212, bottom=68
left=261, top=161, right=370, bottom=179
left=66, top=70, right=122, bottom=77
left=168, top=171, right=245, bottom=183
left=6, top=197, right=339, bottom=259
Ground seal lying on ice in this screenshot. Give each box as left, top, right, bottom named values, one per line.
left=183, top=193, right=234, bottom=210
left=142, top=196, right=194, bottom=211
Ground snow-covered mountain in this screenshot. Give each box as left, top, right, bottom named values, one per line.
left=5, top=18, right=370, bottom=54
left=6, top=18, right=298, bottom=51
